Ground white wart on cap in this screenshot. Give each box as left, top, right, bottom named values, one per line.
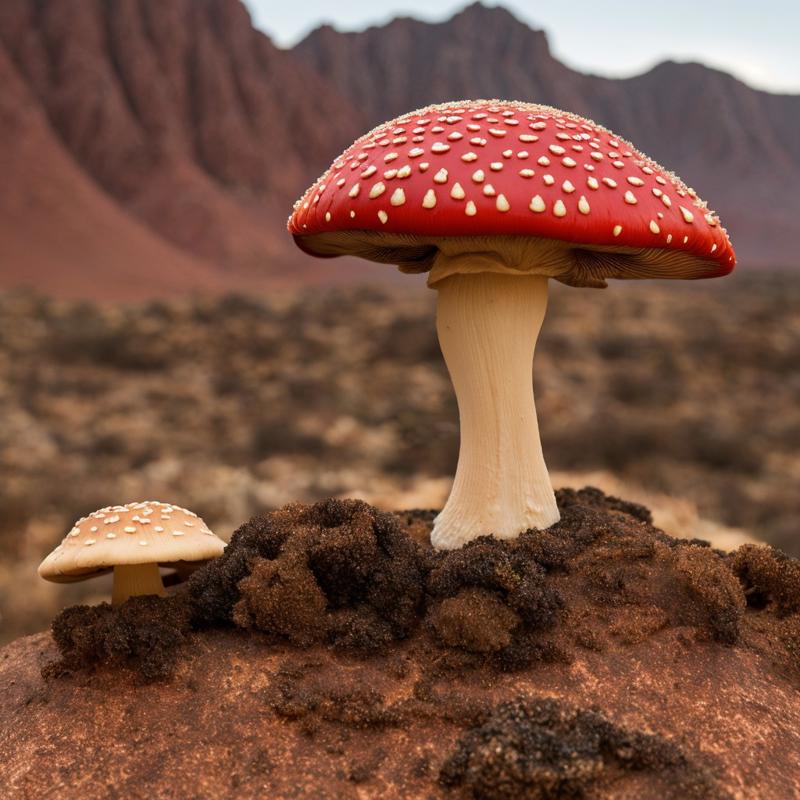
left=289, top=99, right=735, bottom=283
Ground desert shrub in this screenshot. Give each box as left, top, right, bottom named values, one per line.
left=372, top=315, right=440, bottom=364
left=45, top=311, right=173, bottom=370
left=251, top=419, right=324, bottom=459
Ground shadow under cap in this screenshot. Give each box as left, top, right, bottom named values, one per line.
left=294, top=231, right=727, bottom=288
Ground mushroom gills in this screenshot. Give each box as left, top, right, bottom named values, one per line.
left=111, top=563, right=167, bottom=606
left=432, top=271, right=560, bottom=549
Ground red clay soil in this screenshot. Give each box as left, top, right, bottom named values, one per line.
left=1, top=489, right=799, bottom=798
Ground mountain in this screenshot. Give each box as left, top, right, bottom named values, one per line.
left=0, top=38, right=225, bottom=300
left=0, top=0, right=369, bottom=294
left=295, top=2, right=800, bottom=268
left=0, top=1, right=797, bottom=298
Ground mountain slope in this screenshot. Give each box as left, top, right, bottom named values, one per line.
left=0, top=41, right=226, bottom=300
left=0, top=0, right=365, bottom=285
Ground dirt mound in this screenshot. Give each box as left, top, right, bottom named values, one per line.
left=43, top=489, right=797, bottom=685
left=4, top=489, right=799, bottom=797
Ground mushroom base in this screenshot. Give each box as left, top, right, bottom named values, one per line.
left=432, top=271, right=559, bottom=549
left=112, top=563, right=166, bottom=606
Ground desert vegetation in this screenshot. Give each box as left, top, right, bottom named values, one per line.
left=1, top=270, right=798, bottom=641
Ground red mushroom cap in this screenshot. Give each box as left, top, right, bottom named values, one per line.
left=289, top=100, right=734, bottom=282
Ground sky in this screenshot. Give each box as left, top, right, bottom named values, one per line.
left=247, top=0, right=800, bottom=94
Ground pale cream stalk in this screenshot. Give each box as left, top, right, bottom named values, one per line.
left=431, top=271, right=559, bottom=549
left=111, top=563, right=166, bottom=605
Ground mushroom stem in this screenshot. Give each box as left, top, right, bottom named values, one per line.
left=431, top=272, right=560, bottom=549
left=111, top=563, right=166, bottom=605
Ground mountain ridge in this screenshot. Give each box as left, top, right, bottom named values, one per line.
left=0, top=0, right=796, bottom=298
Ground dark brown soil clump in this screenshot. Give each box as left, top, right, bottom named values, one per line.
left=45, top=595, right=190, bottom=682
left=197, top=499, right=428, bottom=652
left=440, top=697, right=724, bottom=799
left=731, top=544, right=800, bottom=615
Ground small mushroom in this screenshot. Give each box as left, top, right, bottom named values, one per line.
left=288, top=100, right=735, bottom=550
left=38, top=501, right=225, bottom=605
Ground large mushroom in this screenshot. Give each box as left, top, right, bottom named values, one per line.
left=39, top=501, right=225, bottom=604
left=288, top=101, right=735, bottom=549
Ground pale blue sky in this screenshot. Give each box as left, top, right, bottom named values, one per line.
left=247, top=0, right=800, bottom=94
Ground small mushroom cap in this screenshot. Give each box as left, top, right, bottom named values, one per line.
left=289, top=100, right=734, bottom=286
left=38, top=501, right=225, bottom=583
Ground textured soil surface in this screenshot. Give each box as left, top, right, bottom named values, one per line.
left=2, top=489, right=800, bottom=799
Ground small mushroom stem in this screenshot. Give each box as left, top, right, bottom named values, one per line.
left=432, top=271, right=560, bottom=549
left=111, top=563, right=166, bottom=605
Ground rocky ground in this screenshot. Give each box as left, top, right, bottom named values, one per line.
left=0, top=270, right=798, bottom=642
left=1, top=489, right=799, bottom=799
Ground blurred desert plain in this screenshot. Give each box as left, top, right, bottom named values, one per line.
left=1, top=272, right=798, bottom=642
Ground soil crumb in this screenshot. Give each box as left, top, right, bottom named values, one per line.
left=440, top=697, right=726, bottom=799
left=43, top=488, right=799, bottom=685
left=731, top=544, right=800, bottom=615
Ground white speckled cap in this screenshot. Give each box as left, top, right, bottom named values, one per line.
left=38, top=501, right=226, bottom=583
